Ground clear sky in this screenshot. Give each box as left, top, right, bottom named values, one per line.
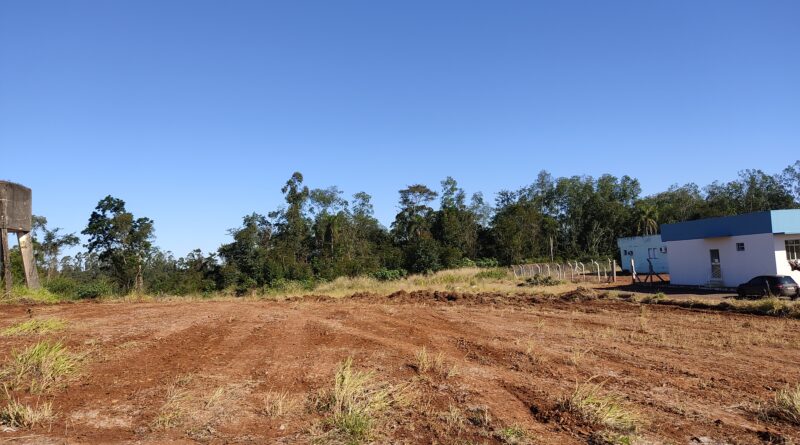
left=1, top=1, right=798, bottom=256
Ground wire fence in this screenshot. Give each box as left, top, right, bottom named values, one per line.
left=511, top=259, right=619, bottom=283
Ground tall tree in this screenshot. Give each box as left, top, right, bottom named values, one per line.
left=82, top=196, right=154, bottom=292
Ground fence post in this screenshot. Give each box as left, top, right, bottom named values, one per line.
left=612, top=260, right=617, bottom=282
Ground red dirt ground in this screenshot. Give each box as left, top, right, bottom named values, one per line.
left=1, top=291, right=798, bottom=444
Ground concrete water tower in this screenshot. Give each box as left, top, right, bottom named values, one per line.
left=0, top=181, right=40, bottom=296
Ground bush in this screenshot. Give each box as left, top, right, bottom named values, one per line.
left=475, top=268, right=509, bottom=280
left=475, top=258, right=499, bottom=268
left=373, top=268, right=408, bottom=282
left=75, top=279, right=115, bottom=299
left=43, top=276, right=78, bottom=298
left=522, top=274, right=563, bottom=286
left=455, top=257, right=476, bottom=268
left=265, top=278, right=317, bottom=294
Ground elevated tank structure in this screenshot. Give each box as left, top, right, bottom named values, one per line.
left=0, top=181, right=40, bottom=296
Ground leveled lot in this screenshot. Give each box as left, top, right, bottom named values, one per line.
left=0, top=292, right=798, bottom=444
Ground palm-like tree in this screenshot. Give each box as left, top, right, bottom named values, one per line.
left=635, top=204, right=659, bottom=236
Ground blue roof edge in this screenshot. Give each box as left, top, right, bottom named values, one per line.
left=660, top=210, right=774, bottom=242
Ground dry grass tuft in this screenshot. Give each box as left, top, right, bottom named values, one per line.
left=415, top=347, right=430, bottom=373
left=414, top=347, right=449, bottom=377
left=762, top=384, right=800, bottom=425
left=152, top=375, right=193, bottom=430
left=316, top=357, right=411, bottom=443
left=1, top=318, right=67, bottom=337
left=563, top=379, right=638, bottom=432
left=442, top=404, right=464, bottom=433
left=0, top=392, right=53, bottom=429
left=259, top=391, right=298, bottom=418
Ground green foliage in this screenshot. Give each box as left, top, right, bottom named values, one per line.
left=81, top=196, right=154, bottom=292
left=474, top=268, right=508, bottom=280
left=43, top=276, right=78, bottom=297
left=75, top=279, right=115, bottom=299
left=265, top=278, right=317, bottom=294
left=7, top=285, right=62, bottom=304
left=372, top=268, right=407, bottom=281
left=521, top=274, right=564, bottom=286
left=3, top=341, right=79, bottom=393
left=475, top=258, right=499, bottom=268
left=43, top=276, right=113, bottom=299
left=17, top=162, right=800, bottom=297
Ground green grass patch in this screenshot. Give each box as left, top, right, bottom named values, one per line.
left=1, top=318, right=67, bottom=337
left=497, top=425, right=529, bottom=444
left=4, top=285, right=63, bottom=304
left=3, top=341, right=79, bottom=393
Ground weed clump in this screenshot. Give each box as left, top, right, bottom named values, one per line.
left=520, top=274, right=564, bottom=286
left=316, top=357, right=410, bottom=443
left=0, top=390, right=53, bottom=429
left=3, top=341, right=79, bottom=393
left=562, top=379, right=638, bottom=432
left=497, top=425, right=529, bottom=444
left=762, top=384, right=800, bottom=424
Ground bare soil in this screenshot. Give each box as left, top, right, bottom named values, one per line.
left=1, top=290, right=798, bottom=444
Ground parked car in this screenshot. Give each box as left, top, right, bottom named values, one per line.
left=736, top=275, right=799, bottom=299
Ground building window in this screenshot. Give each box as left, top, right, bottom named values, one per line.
left=787, top=240, right=800, bottom=260
left=736, top=242, right=745, bottom=252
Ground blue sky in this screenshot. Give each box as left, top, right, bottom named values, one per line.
left=1, top=1, right=798, bottom=256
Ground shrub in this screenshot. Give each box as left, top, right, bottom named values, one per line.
left=475, top=258, right=499, bottom=268
left=265, top=278, right=317, bottom=294
left=75, top=279, right=114, bottom=299
left=475, top=268, right=509, bottom=280
left=372, top=268, right=407, bottom=282
left=522, top=274, right=563, bottom=286
left=455, top=257, right=476, bottom=268
left=44, top=276, right=79, bottom=298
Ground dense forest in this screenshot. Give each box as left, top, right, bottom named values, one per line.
left=5, top=161, right=800, bottom=297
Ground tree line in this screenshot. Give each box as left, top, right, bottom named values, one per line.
left=5, top=161, right=799, bottom=297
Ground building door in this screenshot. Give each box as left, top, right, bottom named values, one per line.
left=709, top=249, right=722, bottom=280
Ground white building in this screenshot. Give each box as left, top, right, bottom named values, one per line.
left=616, top=234, right=669, bottom=274
left=661, top=209, right=800, bottom=287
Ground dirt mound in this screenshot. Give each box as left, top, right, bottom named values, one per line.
left=557, top=286, right=604, bottom=302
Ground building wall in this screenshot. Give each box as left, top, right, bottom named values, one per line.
left=774, top=233, right=800, bottom=284
left=666, top=233, right=777, bottom=287
left=617, top=235, right=669, bottom=273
